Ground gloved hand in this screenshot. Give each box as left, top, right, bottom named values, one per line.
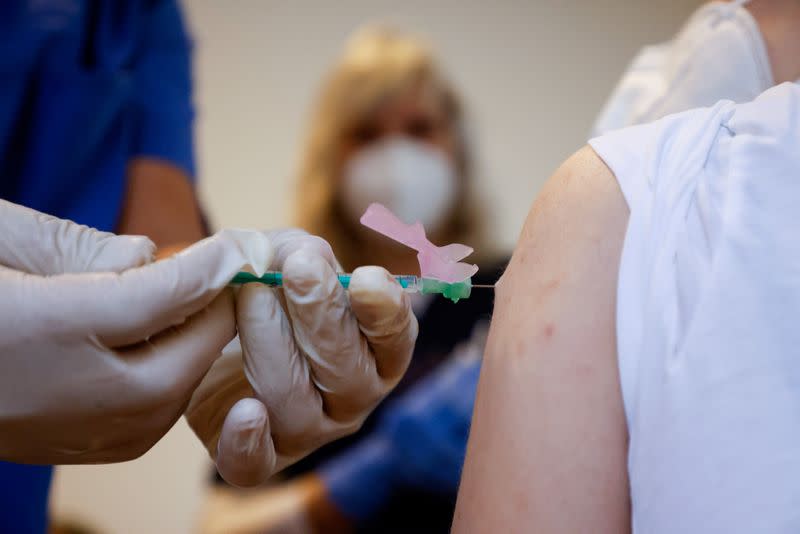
left=0, top=199, right=270, bottom=464
left=319, top=327, right=485, bottom=521
left=186, top=229, right=418, bottom=487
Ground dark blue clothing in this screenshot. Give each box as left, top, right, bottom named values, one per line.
left=0, top=2, right=195, bottom=532
left=0, top=0, right=195, bottom=232
left=0, top=465, right=51, bottom=534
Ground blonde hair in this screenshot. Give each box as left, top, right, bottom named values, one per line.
left=294, top=25, right=487, bottom=271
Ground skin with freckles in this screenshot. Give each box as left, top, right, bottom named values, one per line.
left=453, top=146, right=630, bottom=533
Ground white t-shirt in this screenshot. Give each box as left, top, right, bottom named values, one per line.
left=589, top=82, right=800, bottom=533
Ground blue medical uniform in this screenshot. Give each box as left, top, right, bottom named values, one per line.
left=0, top=1, right=196, bottom=532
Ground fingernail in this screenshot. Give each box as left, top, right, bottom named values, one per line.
left=283, top=249, right=329, bottom=296
left=228, top=406, right=268, bottom=458
left=349, top=266, right=404, bottom=323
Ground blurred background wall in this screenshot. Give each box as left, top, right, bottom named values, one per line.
left=50, top=0, right=699, bottom=531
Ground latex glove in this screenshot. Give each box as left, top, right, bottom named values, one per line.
left=186, top=230, right=418, bottom=487
left=0, top=199, right=270, bottom=464
left=320, top=327, right=485, bottom=521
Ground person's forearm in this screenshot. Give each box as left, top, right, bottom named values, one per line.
left=117, top=157, right=206, bottom=255
left=200, top=475, right=352, bottom=534
left=304, top=475, right=355, bottom=533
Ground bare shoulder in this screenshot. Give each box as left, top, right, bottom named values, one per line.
left=453, top=145, right=631, bottom=533
left=516, top=144, right=627, bottom=265
left=490, top=145, right=628, bottom=347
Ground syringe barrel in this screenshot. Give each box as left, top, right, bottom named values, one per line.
left=231, top=271, right=421, bottom=292
left=230, top=272, right=473, bottom=302
left=230, top=272, right=282, bottom=285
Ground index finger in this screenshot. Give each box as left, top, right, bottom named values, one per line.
left=347, top=266, right=417, bottom=383
left=281, top=250, right=393, bottom=423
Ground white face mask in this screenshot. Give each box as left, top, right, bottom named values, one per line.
left=591, top=0, right=774, bottom=136
left=340, top=137, right=458, bottom=232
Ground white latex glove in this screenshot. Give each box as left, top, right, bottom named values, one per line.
left=186, top=230, right=418, bottom=487
left=0, top=199, right=270, bottom=464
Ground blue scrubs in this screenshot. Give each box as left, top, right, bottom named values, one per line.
left=0, top=2, right=195, bottom=532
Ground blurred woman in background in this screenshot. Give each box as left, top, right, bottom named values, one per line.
left=202, top=25, right=506, bottom=534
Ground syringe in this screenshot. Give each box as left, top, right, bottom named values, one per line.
left=230, top=271, right=489, bottom=303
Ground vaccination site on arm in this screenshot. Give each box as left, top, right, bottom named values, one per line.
left=1, top=1, right=800, bottom=532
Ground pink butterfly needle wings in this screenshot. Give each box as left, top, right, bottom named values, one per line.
left=359, top=203, right=479, bottom=283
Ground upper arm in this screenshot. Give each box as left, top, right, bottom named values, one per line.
left=453, top=146, right=631, bottom=533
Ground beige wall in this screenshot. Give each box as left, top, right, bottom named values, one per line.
left=50, top=1, right=699, bottom=532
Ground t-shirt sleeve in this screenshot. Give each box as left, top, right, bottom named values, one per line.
left=585, top=101, right=736, bottom=426
left=131, top=0, right=196, bottom=180
left=588, top=123, right=659, bottom=425
left=588, top=121, right=660, bottom=213
left=588, top=100, right=737, bottom=213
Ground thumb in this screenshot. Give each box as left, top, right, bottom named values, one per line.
left=0, top=199, right=154, bottom=275
left=215, top=398, right=276, bottom=487
left=36, top=229, right=272, bottom=347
